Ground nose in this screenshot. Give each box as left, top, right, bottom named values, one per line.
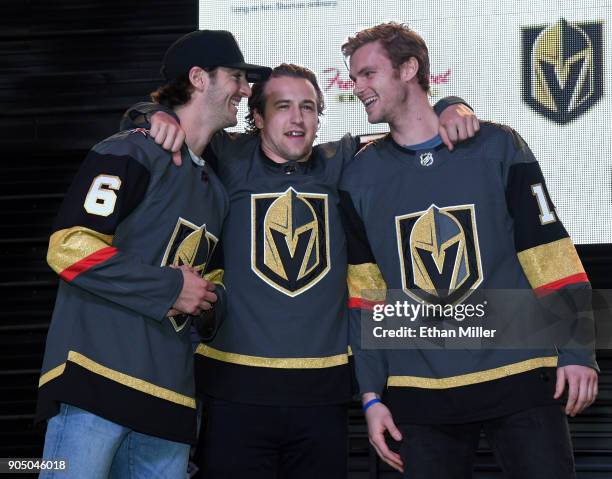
left=240, top=78, right=252, bottom=97
left=353, top=77, right=364, bottom=96
left=289, top=105, right=304, bottom=124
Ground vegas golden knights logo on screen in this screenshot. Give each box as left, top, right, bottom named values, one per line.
left=161, top=218, right=219, bottom=332
left=395, top=204, right=483, bottom=305
left=251, top=187, right=330, bottom=297
left=522, top=18, right=603, bottom=125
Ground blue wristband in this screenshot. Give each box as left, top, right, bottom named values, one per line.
left=363, top=398, right=382, bottom=412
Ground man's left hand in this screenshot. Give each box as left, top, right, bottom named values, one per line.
left=555, top=365, right=598, bottom=416
left=439, top=103, right=480, bottom=150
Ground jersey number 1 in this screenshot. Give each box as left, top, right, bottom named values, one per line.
left=531, top=183, right=556, bottom=225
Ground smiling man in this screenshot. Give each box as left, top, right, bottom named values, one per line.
left=37, top=30, right=270, bottom=478
left=191, top=64, right=356, bottom=479
left=122, top=60, right=479, bottom=477
left=339, top=22, right=598, bottom=479
left=250, top=73, right=319, bottom=162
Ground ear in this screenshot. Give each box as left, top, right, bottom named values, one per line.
left=188, top=66, right=208, bottom=92
left=254, top=109, right=265, bottom=130
left=399, top=57, right=419, bottom=83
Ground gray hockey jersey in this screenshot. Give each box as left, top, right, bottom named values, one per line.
left=194, top=131, right=357, bottom=405
left=339, top=122, right=597, bottom=423
left=37, top=128, right=228, bottom=443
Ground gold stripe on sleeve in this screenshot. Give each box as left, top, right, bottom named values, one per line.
left=347, top=263, right=387, bottom=301
left=517, top=238, right=585, bottom=289
left=47, top=227, right=114, bottom=274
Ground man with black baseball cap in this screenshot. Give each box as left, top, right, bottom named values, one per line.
left=37, top=31, right=269, bottom=478
left=162, top=30, right=271, bottom=83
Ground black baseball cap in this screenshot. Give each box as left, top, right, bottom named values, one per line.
left=161, top=30, right=271, bottom=82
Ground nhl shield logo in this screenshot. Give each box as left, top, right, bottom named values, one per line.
left=420, top=152, right=434, bottom=167
left=522, top=18, right=603, bottom=124
left=251, top=187, right=330, bottom=297
left=161, top=218, right=219, bottom=332
left=395, top=204, right=483, bottom=304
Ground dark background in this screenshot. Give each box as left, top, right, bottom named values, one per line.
left=1, top=1, right=611, bottom=477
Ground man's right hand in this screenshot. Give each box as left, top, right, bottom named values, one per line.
left=439, top=103, right=480, bottom=151
left=363, top=394, right=404, bottom=473
left=169, top=265, right=217, bottom=316
left=150, top=111, right=186, bottom=166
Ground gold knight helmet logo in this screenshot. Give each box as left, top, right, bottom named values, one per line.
left=396, top=204, right=483, bottom=304
left=252, top=187, right=330, bottom=296
left=522, top=18, right=603, bottom=124
left=161, top=218, right=219, bottom=332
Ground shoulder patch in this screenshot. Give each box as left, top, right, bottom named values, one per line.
left=128, top=128, right=150, bottom=138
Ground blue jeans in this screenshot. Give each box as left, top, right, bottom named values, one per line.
left=40, top=403, right=190, bottom=479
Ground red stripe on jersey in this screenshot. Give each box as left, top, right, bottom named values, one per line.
left=348, top=297, right=384, bottom=311
left=534, top=272, right=589, bottom=297
left=59, top=246, right=119, bottom=282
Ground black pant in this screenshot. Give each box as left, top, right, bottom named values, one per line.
left=195, top=397, right=348, bottom=479
left=397, top=404, right=575, bottom=479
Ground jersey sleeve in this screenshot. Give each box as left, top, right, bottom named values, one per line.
left=120, top=101, right=226, bottom=160
left=339, top=188, right=389, bottom=395
left=47, top=137, right=183, bottom=321
left=433, top=96, right=473, bottom=116
left=120, top=101, right=178, bottom=131
left=503, top=129, right=597, bottom=370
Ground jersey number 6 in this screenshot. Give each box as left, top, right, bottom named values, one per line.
left=84, top=175, right=122, bottom=217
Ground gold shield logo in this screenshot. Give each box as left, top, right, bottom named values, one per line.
left=251, top=187, right=330, bottom=296
left=161, top=218, right=219, bottom=332
left=522, top=18, right=603, bottom=124
left=396, top=204, right=483, bottom=304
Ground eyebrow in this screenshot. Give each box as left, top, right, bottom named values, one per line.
left=272, top=99, right=317, bottom=107
left=349, top=66, right=373, bottom=81
left=273, top=99, right=291, bottom=107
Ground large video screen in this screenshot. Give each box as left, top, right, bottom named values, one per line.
left=200, top=0, right=611, bottom=244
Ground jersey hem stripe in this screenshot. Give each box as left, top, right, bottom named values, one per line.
left=195, top=344, right=349, bottom=369
left=387, top=356, right=558, bottom=389
left=38, top=350, right=196, bottom=408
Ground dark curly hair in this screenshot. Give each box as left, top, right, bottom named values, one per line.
left=150, top=68, right=217, bottom=108
left=245, top=63, right=325, bottom=134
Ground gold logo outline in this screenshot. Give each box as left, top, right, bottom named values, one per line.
left=521, top=18, right=604, bottom=124
left=251, top=187, right=331, bottom=297
left=395, top=203, right=483, bottom=305
left=161, top=217, right=219, bottom=332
